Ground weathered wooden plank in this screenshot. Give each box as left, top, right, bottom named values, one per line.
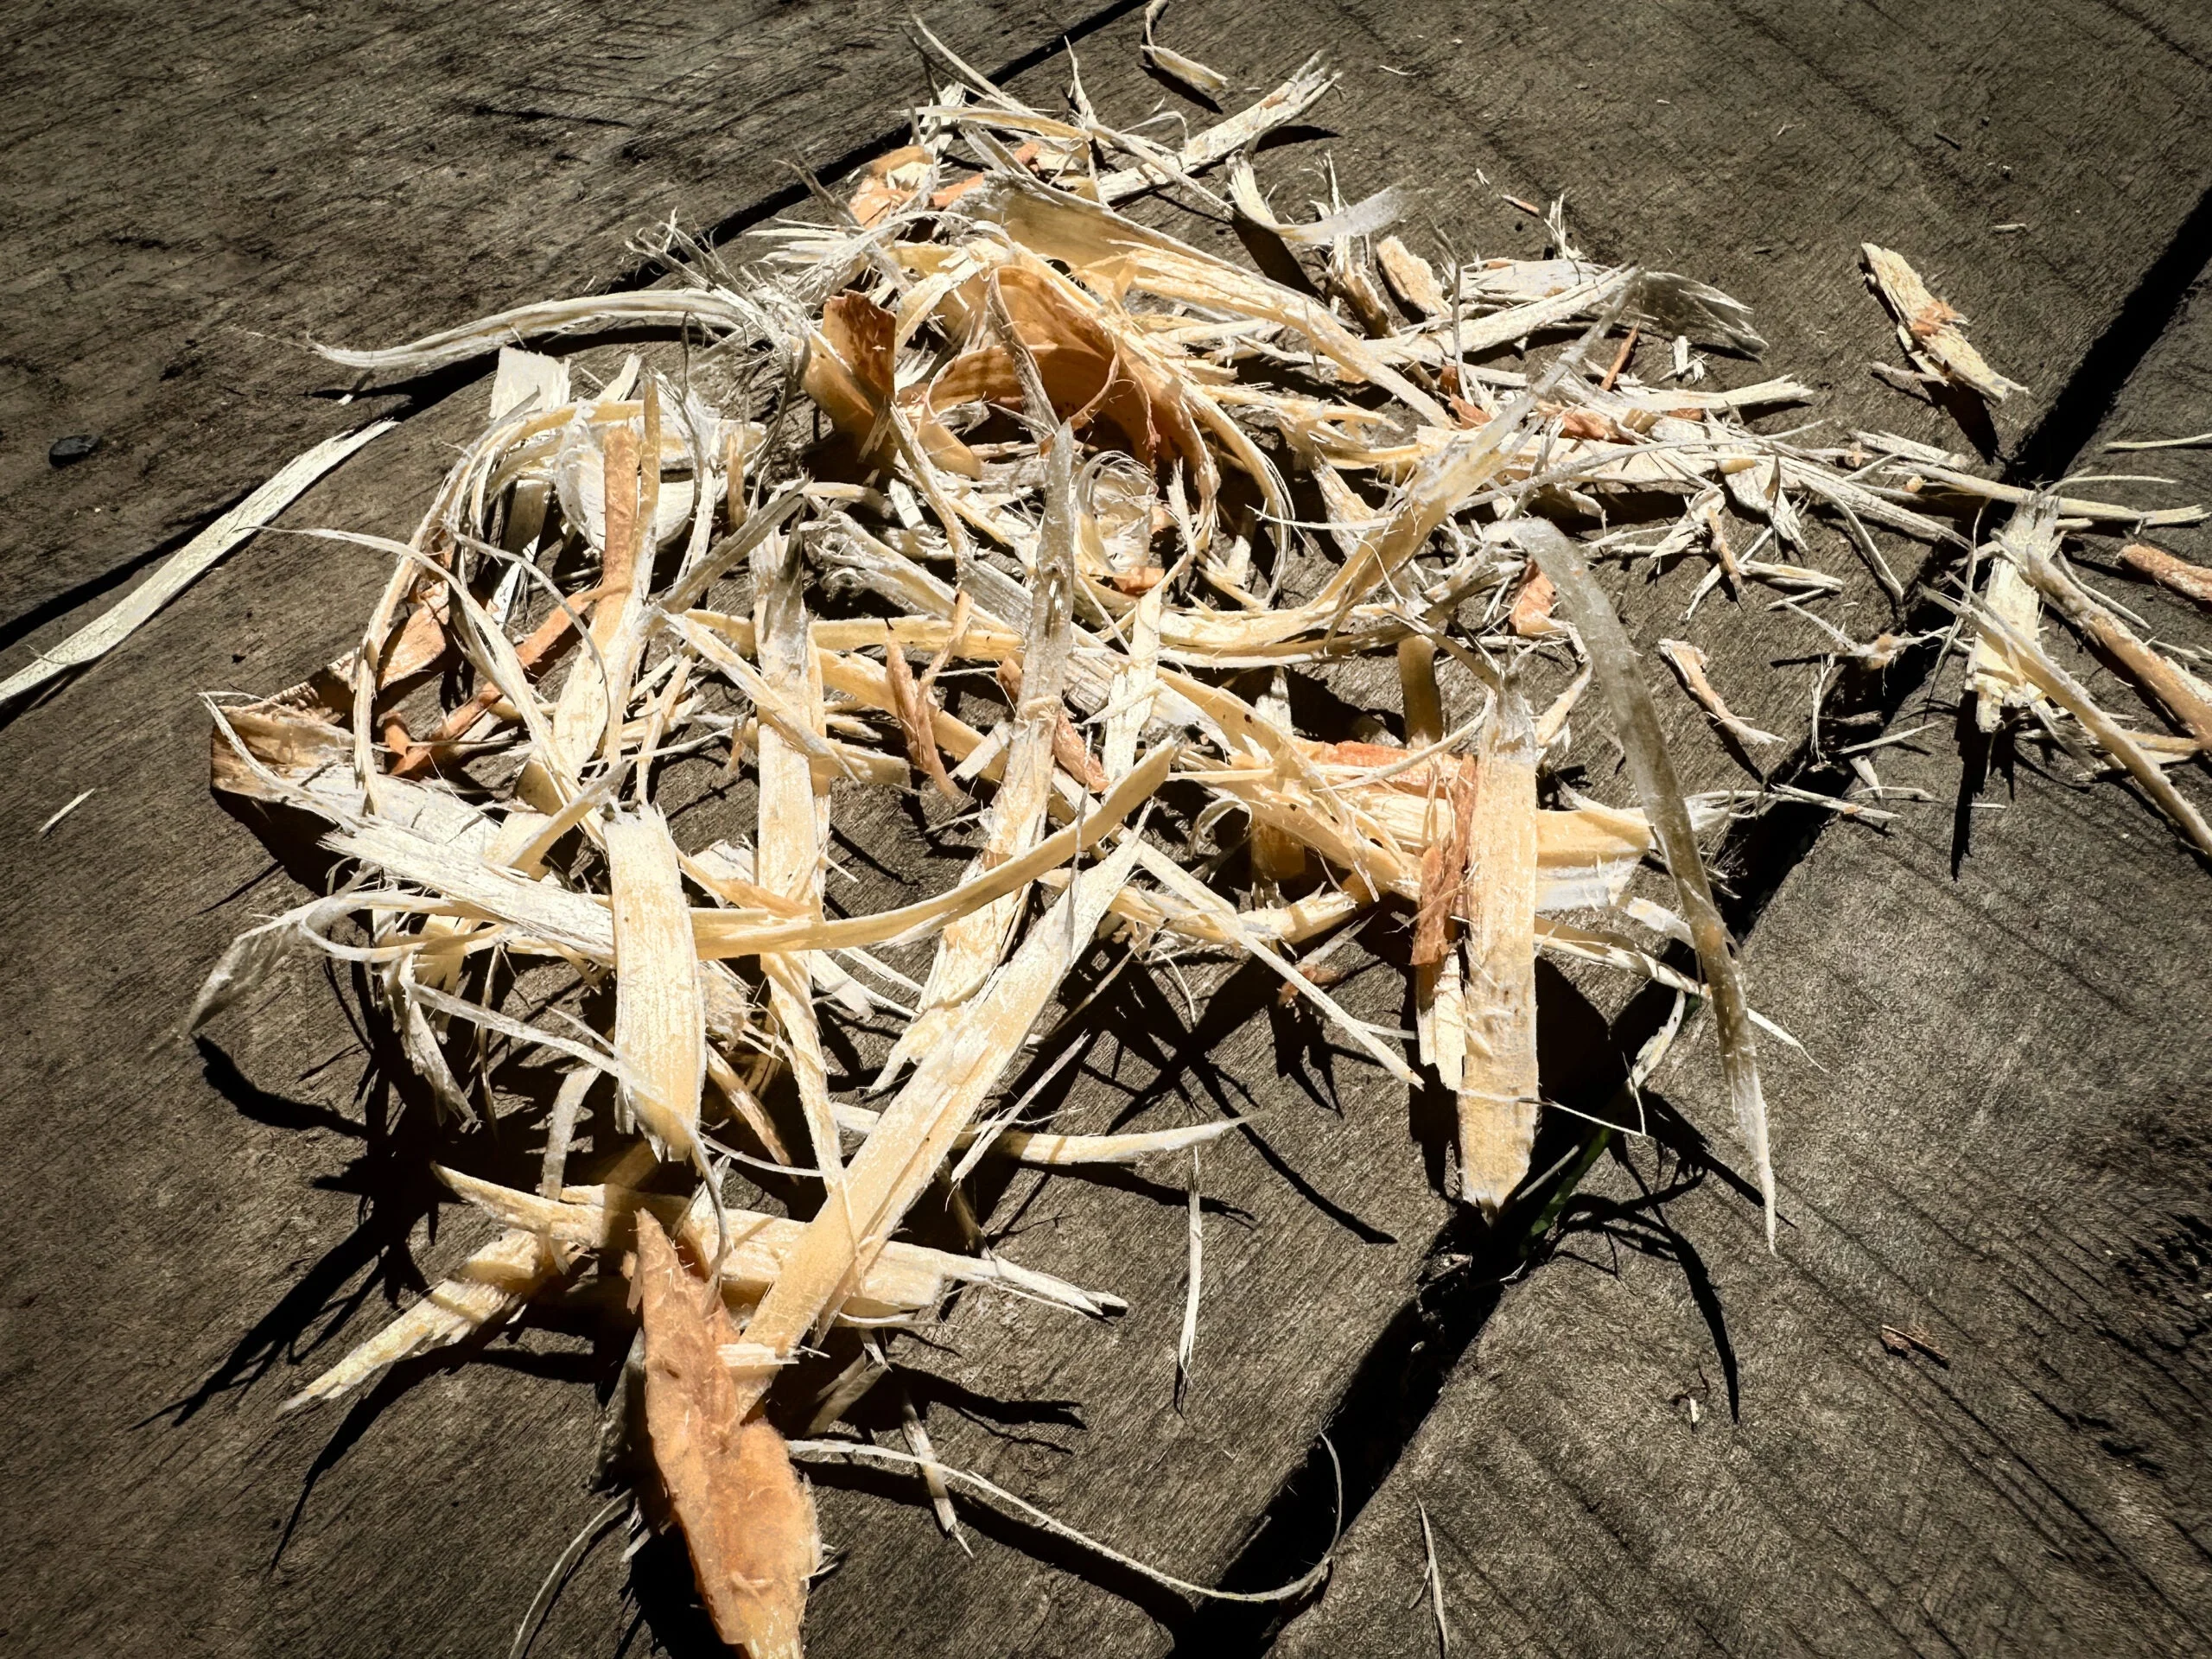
left=0, top=8, right=1138, bottom=1656
left=787, top=3, right=2212, bottom=1655
left=3, top=4, right=2211, bottom=1658
left=1273, top=274, right=2212, bottom=1659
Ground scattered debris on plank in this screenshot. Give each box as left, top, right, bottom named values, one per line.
left=171, top=20, right=2212, bottom=1653
left=35, top=786, right=94, bottom=836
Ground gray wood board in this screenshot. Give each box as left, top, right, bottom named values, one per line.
left=0, top=6, right=1141, bottom=1656
left=2, top=2, right=2210, bottom=1656
left=0, top=0, right=1128, bottom=664
left=796, top=3, right=2212, bottom=1654
left=1272, top=280, right=2212, bottom=1658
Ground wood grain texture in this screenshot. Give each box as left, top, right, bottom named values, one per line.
left=1274, top=280, right=2212, bottom=1659
left=3, top=2, right=2211, bottom=1656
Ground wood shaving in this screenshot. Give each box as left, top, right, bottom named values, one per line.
left=1419, top=1500, right=1452, bottom=1656
left=1456, top=690, right=1541, bottom=1216
left=3, top=422, right=391, bottom=713
left=1967, top=550, right=2044, bottom=734
left=2120, top=541, right=2212, bottom=610
left=1658, top=637, right=1783, bottom=753
left=1141, top=0, right=1230, bottom=98
left=1995, top=504, right=2212, bottom=753
left=35, top=787, right=94, bottom=836
left=1376, top=234, right=1449, bottom=320
left=1176, top=1147, right=1205, bottom=1405
left=2107, top=431, right=2212, bottom=452
left=1522, top=520, right=1777, bottom=1243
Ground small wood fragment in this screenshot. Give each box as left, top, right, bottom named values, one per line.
left=1419, top=1501, right=1452, bottom=1656
left=2000, top=503, right=2212, bottom=752
left=2120, top=541, right=2212, bottom=611
left=1956, top=593, right=2212, bottom=855
left=633, top=1211, right=818, bottom=1659
left=1141, top=0, right=1230, bottom=98
left=1878, top=1323, right=1951, bottom=1367
left=1658, top=638, right=1783, bottom=753
left=1508, top=569, right=1560, bottom=638
left=1456, top=690, right=1539, bottom=1217
left=36, top=788, right=94, bottom=836
left=1376, top=235, right=1448, bottom=320
left=1860, top=243, right=2027, bottom=404
left=1175, top=1147, right=1204, bottom=1407
left=1411, top=759, right=1477, bottom=969
left=1967, top=553, right=2044, bottom=733
left=884, top=636, right=961, bottom=801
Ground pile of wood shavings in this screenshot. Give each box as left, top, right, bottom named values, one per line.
left=190, top=22, right=2212, bottom=1656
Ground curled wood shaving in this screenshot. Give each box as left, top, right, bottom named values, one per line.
left=1895, top=462, right=2205, bottom=529
left=751, top=524, right=846, bottom=1187
left=1141, top=0, right=1229, bottom=98
left=835, top=1100, right=1237, bottom=1169
left=316, top=289, right=774, bottom=378
left=883, top=435, right=1084, bottom=1082
left=1229, top=161, right=1406, bottom=254
left=785, top=1438, right=1332, bottom=1604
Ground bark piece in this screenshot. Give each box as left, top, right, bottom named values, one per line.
left=2120, top=541, right=2212, bottom=610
